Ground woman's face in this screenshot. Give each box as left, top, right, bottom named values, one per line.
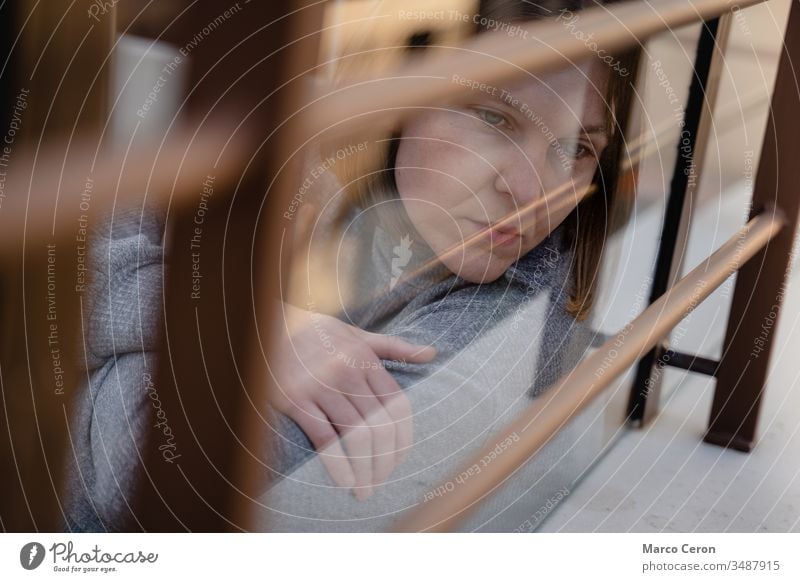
left=395, top=61, right=611, bottom=283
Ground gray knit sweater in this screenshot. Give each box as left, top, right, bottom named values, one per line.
left=64, top=205, right=606, bottom=532
left=259, top=208, right=606, bottom=531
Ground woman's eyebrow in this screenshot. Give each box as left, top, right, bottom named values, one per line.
left=581, top=124, right=609, bottom=138
left=484, top=89, right=522, bottom=110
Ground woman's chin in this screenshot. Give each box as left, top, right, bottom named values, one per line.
left=440, top=254, right=511, bottom=284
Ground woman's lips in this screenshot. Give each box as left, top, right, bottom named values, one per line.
left=468, top=220, right=522, bottom=247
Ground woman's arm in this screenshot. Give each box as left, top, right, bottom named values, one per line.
left=64, top=206, right=437, bottom=529
left=256, top=286, right=569, bottom=531
left=65, top=207, right=166, bottom=531
left=268, top=301, right=436, bottom=497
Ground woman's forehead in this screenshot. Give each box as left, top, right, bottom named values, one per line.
left=501, top=61, right=609, bottom=103
left=493, top=62, right=610, bottom=128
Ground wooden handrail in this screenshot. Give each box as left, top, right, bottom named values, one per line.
left=0, top=124, right=250, bottom=256
left=303, top=0, right=766, bottom=138
left=392, top=209, right=785, bottom=532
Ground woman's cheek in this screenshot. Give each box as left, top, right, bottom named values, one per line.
left=397, top=140, right=481, bottom=208
left=396, top=137, right=448, bottom=199
left=399, top=116, right=492, bottom=181
left=539, top=174, right=595, bottom=232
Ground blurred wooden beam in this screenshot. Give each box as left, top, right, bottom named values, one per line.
left=304, top=0, right=767, bottom=139
left=0, top=126, right=250, bottom=257
left=0, top=0, right=114, bottom=532
left=130, top=0, right=324, bottom=531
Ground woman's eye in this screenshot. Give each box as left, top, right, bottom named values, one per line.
left=558, top=140, right=595, bottom=160
left=474, top=108, right=509, bottom=128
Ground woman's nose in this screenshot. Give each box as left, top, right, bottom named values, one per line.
left=492, top=145, right=548, bottom=208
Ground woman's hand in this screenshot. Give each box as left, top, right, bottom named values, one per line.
left=270, top=303, right=436, bottom=500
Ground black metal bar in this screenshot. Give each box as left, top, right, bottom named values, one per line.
left=659, top=348, right=720, bottom=377
left=627, top=18, right=722, bottom=424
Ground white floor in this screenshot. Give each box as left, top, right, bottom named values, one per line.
left=537, top=2, right=799, bottom=533
left=540, top=200, right=800, bottom=533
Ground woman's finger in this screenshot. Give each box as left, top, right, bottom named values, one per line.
left=316, top=391, right=374, bottom=500
left=348, top=381, right=397, bottom=486
left=368, top=366, right=413, bottom=466
left=354, top=330, right=437, bottom=363
left=329, top=376, right=398, bottom=486
left=291, top=401, right=356, bottom=490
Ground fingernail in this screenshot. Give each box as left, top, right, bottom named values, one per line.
left=354, top=486, right=373, bottom=501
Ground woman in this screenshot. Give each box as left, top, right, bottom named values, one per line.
left=260, top=0, right=640, bottom=529
left=65, top=0, right=639, bottom=531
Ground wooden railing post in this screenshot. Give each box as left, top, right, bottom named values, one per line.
left=705, top=0, right=800, bottom=453
left=130, top=0, right=323, bottom=531
left=0, top=0, right=113, bottom=531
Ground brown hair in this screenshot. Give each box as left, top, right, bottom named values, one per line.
left=325, top=0, right=640, bottom=320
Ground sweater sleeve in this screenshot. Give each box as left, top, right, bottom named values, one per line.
left=64, top=207, right=167, bottom=531
left=63, top=206, right=345, bottom=529
left=83, top=207, right=166, bottom=370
